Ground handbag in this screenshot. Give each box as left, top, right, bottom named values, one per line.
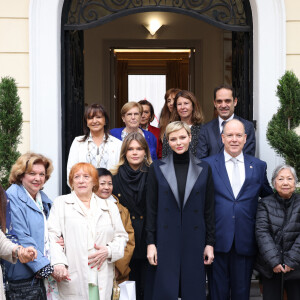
left=112, top=276, right=121, bottom=300
left=6, top=277, right=47, bottom=300
left=119, top=281, right=136, bottom=300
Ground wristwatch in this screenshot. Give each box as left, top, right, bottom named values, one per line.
left=14, top=246, right=22, bottom=259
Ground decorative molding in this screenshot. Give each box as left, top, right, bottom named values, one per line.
left=65, top=0, right=251, bottom=31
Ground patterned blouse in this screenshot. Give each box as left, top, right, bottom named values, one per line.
left=86, top=134, right=110, bottom=168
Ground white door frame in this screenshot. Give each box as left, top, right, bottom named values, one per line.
left=29, top=0, right=286, bottom=199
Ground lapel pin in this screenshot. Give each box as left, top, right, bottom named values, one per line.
left=250, top=166, right=253, bottom=168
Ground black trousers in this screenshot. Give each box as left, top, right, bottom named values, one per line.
left=262, top=274, right=300, bottom=300
left=129, top=258, right=148, bottom=300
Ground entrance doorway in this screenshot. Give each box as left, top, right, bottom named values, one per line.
left=60, top=1, right=253, bottom=193
left=113, top=49, right=192, bottom=127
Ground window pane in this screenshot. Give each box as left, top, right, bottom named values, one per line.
left=128, top=75, right=166, bottom=127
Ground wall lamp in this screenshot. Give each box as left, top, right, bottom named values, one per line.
left=144, top=19, right=163, bottom=36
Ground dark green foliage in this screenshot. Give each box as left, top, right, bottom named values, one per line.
left=0, top=77, right=23, bottom=188
left=266, top=71, right=300, bottom=180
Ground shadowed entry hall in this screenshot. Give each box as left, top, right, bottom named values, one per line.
left=60, top=0, right=253, bottom=192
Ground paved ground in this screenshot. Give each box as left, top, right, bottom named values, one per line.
left=250, top=280, right=263, bottom=300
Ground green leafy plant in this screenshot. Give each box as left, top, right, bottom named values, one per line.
left=0, top=77, right=23, bottom=189
left=266, top=71, right=300, bottom=183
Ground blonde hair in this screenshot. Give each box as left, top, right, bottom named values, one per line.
left=165, top=121, right=191, bottom=140
left=111, top=132, right=152, bottom=175
left=69, top=163, right=99, bottom=193
left=9, top=152, right=53, bottom=185
left=121, top=102, right=143, bottom=117
left=170, top=90, right=204, bottom=125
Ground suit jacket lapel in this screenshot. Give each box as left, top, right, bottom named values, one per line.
left=212, top=119, right=223, bottom=151
left=215, top=153, right=235, bottom=198
left=159, top=154, right=180, bottom=207
left=183, top=155, right=203, bottom=208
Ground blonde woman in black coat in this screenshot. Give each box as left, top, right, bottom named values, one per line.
left=255, top=164, right=300, bottom=300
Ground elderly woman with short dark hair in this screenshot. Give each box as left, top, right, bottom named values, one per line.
left=138, top=100, right=162, bottom=159
left=255, top=164, right=300, bottom=300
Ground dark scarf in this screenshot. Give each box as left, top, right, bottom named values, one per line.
left=113, top=162, right=149, bottom=215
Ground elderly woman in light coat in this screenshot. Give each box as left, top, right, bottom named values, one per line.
left=48, top=162, right=128, bottom=300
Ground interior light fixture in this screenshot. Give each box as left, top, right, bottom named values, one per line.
left=144, top=19, right=163, bottom=36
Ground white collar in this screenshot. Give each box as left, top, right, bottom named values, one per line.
left=218, top=114, right=234, bottom=128
left=98, top=194, right=117, bottom=203
left=224, top=150, right=244, bottom=163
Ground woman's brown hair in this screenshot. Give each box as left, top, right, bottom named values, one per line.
left=159, top=88, right=181, bottom=141
left=170, top=90, right=204, bottom=125
left=81, top=103, right=110, bottom=142
left=110, top=132, right=152, bottom=175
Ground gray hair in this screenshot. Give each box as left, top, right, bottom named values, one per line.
left=271, top=164, right=298, bottom=187
left=165, top=121, right=191, bottom=140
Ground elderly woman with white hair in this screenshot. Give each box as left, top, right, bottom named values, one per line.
left=255, top=164, right=300, bottom=300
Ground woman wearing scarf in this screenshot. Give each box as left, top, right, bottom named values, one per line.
left=48, top=162, right=128, bottom=300
left=111, top=132, right=152, bottom=300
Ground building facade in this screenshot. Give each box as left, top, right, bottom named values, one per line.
left=0, top=0, right=298, bottom=199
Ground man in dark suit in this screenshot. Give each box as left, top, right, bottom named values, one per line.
left=197, top=85, right=256, bottom=158
left=203, top=119, right=273, bottom=300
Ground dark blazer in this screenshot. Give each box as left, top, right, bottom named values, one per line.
left=145, top=153, right=215, bottom=300
left=110, top=127, right=157, bottom=160
left=203, top=152, right=273, bottom=256
left=197, top=115, right=256, bottom=158
left=255, top=193, right=300, bottom=279
left=148, top=125, right=162, bottom=159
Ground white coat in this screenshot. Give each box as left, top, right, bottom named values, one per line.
left=67, top=134, right=122, bottom=180
left=47, top=193, right=128, bottom=300
left=0, top=230, right=17, bottom=300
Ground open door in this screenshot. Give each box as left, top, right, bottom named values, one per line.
left=112, top=49, right=193, bottom=126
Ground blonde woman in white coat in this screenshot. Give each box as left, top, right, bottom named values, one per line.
left=48, top=162, right=128, bottom=300
left=67, top=104, right=121, bottom=182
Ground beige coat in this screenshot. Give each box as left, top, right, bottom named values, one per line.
left=0, top=231, right=17, bottom=300
left=113, top=196, right=135, bottom=283
left=48, top=193, right=128, bottom=300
